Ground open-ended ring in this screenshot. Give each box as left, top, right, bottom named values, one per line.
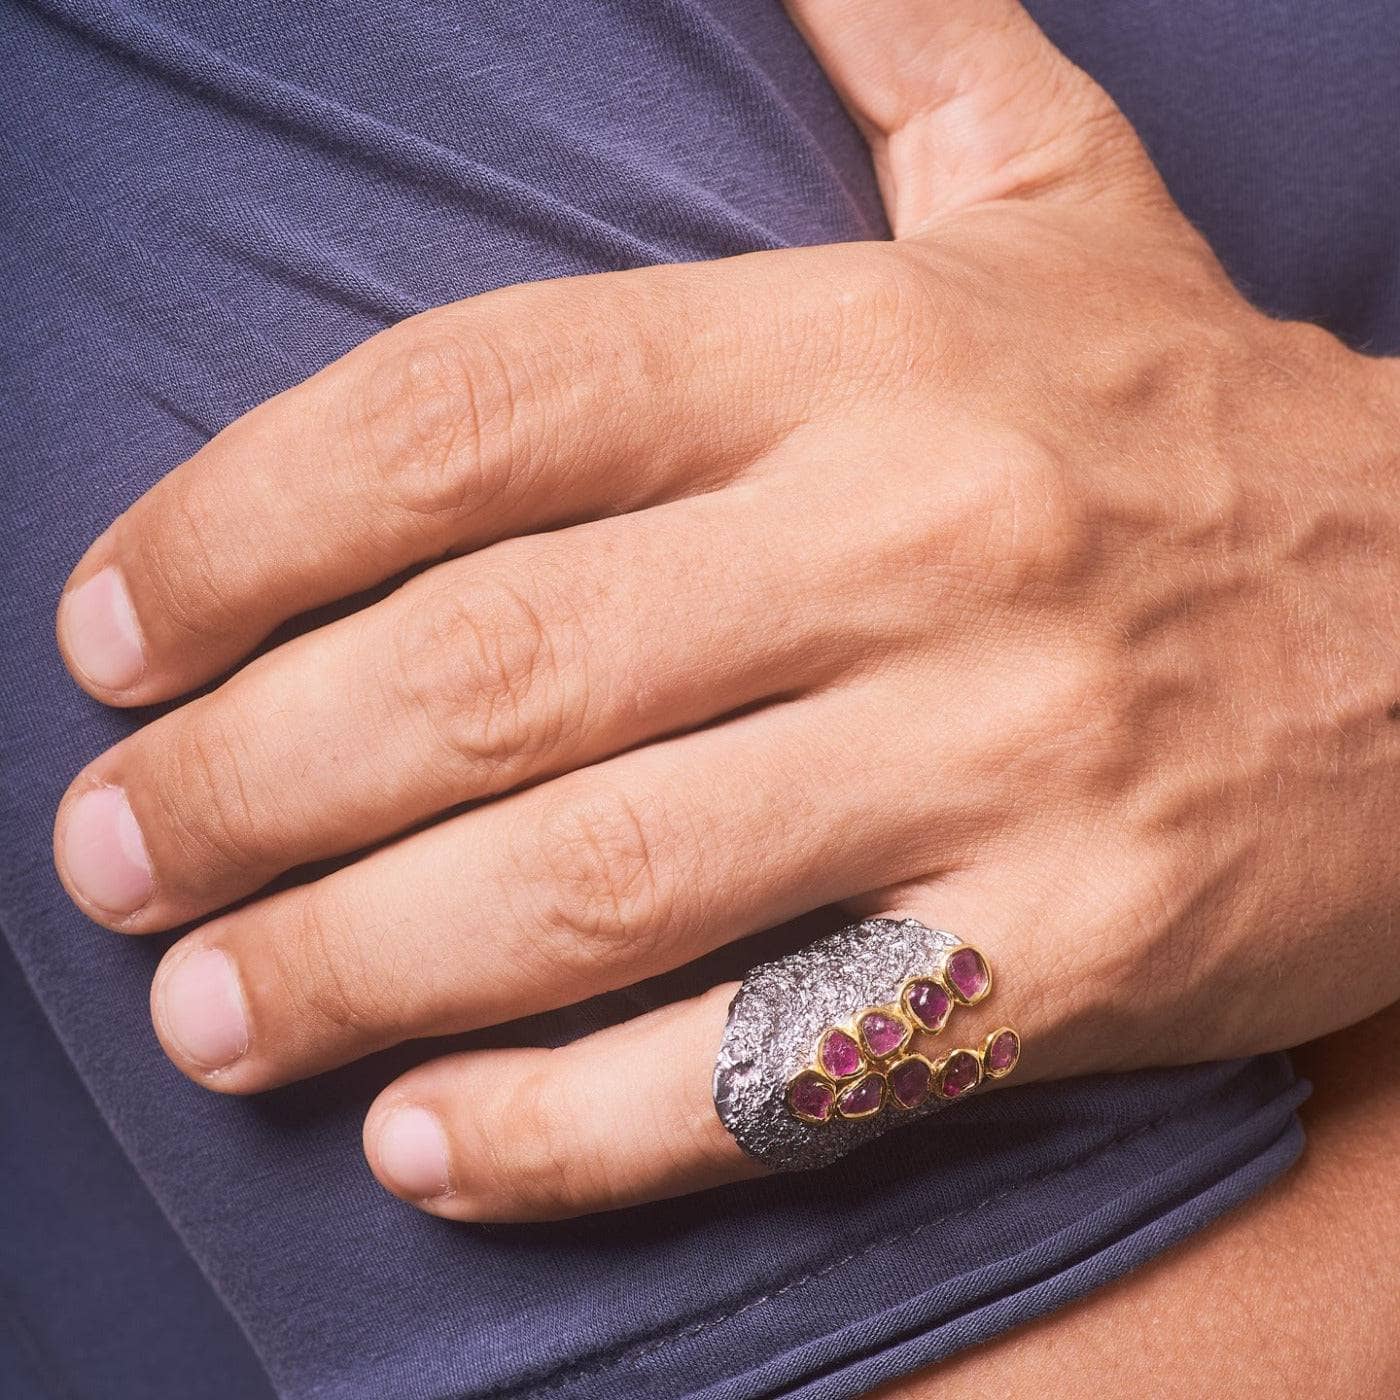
left=713, top=918, right=1021, bottom=1172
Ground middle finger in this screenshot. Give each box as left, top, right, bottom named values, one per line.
left=55, top=482, right=852, bottom=932
left=147, top=678, right=951, bottom=1093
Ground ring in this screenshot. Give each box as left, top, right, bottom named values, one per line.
left=712, top=918, right=1021, bottom=1172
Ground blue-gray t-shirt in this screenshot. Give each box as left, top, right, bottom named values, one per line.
left=2, top=2, right=1396, bottom=1397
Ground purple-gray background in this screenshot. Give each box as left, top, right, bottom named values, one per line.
left=3, top=2, right=1395, bottom=1396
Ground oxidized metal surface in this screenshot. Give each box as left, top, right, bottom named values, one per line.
left=712, top=918, right=962, bottom=1172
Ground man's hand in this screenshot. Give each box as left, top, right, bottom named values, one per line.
left=53, top=0, right=1400, bottom=1219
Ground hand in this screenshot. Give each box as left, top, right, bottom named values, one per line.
left=53, top=0, right=1400, bottom=1220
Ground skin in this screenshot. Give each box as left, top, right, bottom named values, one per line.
left=50, top=0, right=1400, bottom=1239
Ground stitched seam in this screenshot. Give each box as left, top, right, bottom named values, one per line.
left=483, top=1099, right=1196, bottom=1398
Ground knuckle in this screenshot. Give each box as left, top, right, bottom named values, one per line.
left=967, top=629, right=1126, bottom=805
left=514, top=784, right=670, bottom=971
left=856, top=243, right=943, bottom=326
left=388, top=571, right=568, bottom=787
left=272, top=891, right=393, bottom=1040
left=128, top=474, right=242, bottom=643
left=471, top=1063, right=606, bottom=1217
left=946, top=430, right=1089, bottom=600
left=829, top=244, right=945, bottom=386
left=155, top=719, right=266, bottom=877
left=1013, top=640, right=1120, bottom=774
left=347, top=317, right=534, bottom=528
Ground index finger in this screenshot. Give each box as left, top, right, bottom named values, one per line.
left=56, top=250, right=822, bottom=705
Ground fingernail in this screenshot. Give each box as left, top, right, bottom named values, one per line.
left=62, top=786, right=154, bottom=914
left=157, top=947, right=249, bottom=1070
left=61, top=566, right=145, bottom=690
left=376, top=1106, right=452, bottom=1199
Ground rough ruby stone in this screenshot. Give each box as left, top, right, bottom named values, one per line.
left=987, top=1030, right=1020, bottom=1075
left=939, top=1049, right=982, bottom=1099
left=857, top=1009, right=909, bottom=1059
left=904, top=978, right=952, bottom=1032
left=888, top=1056, right=933, bottom=1109
left=787, top=1071, right=836, bottom=1123
left=836, top=1073, right=885, bottom=1119
left=946, top=947, right=990, bottom=1003
left=819, top=1028, right=863, bottom=1080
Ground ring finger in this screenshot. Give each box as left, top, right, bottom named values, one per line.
left=363, top=864, right=1059, bottom=1222
left=148, top=680, right=963, bottom=1093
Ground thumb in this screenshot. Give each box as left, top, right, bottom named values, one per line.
left=785, top=0, right=1165, bottom=236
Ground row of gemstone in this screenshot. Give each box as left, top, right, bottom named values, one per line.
left=785, top=944, right=1021, bottom=1125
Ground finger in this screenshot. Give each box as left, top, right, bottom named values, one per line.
left=147, top=682, right=962, bottom=1094
left=362, top=888, right=1050, bottom=1222
left=54, top=480, right=853, bottom=932
left=56, top=250, right=824, bottom=705
left=785, top=0, right=1164, bottom=234
left=363, top=984, right=760, bottom=1221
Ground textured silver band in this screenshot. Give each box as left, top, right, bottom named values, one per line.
left=712, top=917, right=965, bottom=1172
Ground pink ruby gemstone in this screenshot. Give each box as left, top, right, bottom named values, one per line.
left=946, top=948, right=989, bottom=1002
left=787, top=1071, right=836, bottom=1123
left=888, top=1057, right=933, bottom=1109
left=905, top=979, right=952, bottom=1032
left=987, top=1030, right=1020, bottom=1074
left=939, top=1050, right=982, bottom=1099
left=858, top=1010, right=908, bottom=1058
left=819, top=1029, right=863, bottom=1079
left=836, top=1073, right=885, bottom=1118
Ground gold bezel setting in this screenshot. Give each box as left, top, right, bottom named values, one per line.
left=899, top=974, right=954, bottom=1034
left=784, top=935, right=1017, bottom=1126
left=835, top=1072, right=886, bottom=1120
left=887, top=1053, right=936, bottom=1110
left=785, top=1069, right=838, bottom=1124
left=982, top=1026, right=1021, bottom=1079
left=855, top=1004, right=914, bottom=1060
left=934, top=1047, right=984, bottom=1100
left=816, top=1026, right=865, bottom=1081
left=941, top=943, right=993, bottom=1006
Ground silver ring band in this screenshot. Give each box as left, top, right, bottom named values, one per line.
left=712, top=917, right=1019, bottom=1172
